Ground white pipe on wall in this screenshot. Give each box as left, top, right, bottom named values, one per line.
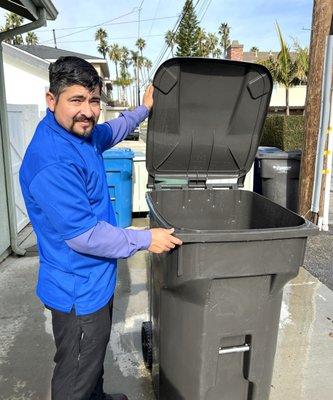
left=322, top=87, right=333, bottom=231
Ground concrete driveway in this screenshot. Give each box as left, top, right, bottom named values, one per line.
left=0, top=219, right=332, bottom=400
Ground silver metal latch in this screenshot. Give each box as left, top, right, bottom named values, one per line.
left=218, top=344, right=250, bottom=355
left=207, top=178, right=238, bottom=186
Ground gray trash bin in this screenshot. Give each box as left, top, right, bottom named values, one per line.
left=141, top=58, right=317, bottom=400
left=256, top=148, right=302, bottom=212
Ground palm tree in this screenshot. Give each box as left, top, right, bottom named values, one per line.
left=259, top=56, right=279, bottom=81
left=275, top=22, right=295, bottom=116
left=108, top=43, right=122, bottom=80
left=206, top=33, right=219, bottom=57
left=250, top=46, right=259, bottom=57
left=120, top=46, right=130, bottom=71
left=138, top=55, right=146, bottom=83
left=259, top=24, right=297, bottom=116
left=26, top=32, right=39, bottom=45
left=108, top=43, right=122, bottom=100
left=130, top=50, right=139, bottom=102
left=165, top=30, right=176, bottom=57
left=97, top=42, right=108, bottom=59
left=135, top=37, right=146, bottom=58
left=144, top=58, right=153, bottom=81
left=130, top=50, right=139, bottom=72
left=212, top=47, right=222, bottom=59
left=135, top=38, right=146, bottom=100
left=218, top=22, right=231, bottom=58
left=4, top=12, right=23, bottom=30
left=95, top=28, right=108, bottom=59
left=293, top=40, right=309, bottom=84
left=115, top=65, right=132, bottom=106
left=197, top=28, right=209, bottom=57
left=95, top=28, right=107, bottom=43
left=117, top=46, right=131, bottom=104
left=1, top=12, right=24, bottom=44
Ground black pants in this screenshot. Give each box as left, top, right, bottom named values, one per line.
left=47, top=298, right=113, bottom=400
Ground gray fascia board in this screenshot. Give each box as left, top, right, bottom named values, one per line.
left=0, top=0, right=35, bottom=20
left=34, top=0, right=58, bottom=20
left=20, top=0, right=38, bottom=19
left=0, top=0, right=58, bottom=21
left=0, top=7, right=47, bottom=42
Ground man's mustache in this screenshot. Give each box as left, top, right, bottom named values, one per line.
left=73, top=115, right=95, bottom=123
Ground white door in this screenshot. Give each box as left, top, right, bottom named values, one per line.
left=0, top=127, right=10, bottom=256
left=7, top=104, right=39, bottom=233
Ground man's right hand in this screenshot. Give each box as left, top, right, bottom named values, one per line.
left=148, top=228, right=183, bottom=254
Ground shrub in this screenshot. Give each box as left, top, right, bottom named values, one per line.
left=260, top=115, right=305, bottom=150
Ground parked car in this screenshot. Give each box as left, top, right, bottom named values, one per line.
left=125, top=126, right=140, bottom=141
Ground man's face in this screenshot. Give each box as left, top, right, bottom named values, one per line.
left=46, top=84, right=101, bottom=137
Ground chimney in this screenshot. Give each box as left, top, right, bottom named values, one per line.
left=226, top=40, right=244, bottom=61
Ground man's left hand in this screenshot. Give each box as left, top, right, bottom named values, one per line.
left=143, top=85, right=154, bottom=111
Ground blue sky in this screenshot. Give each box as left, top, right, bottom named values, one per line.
left=0, top=0, right=313, bottom=78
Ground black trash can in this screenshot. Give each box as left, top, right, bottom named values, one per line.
left=142, top=58, right=317, bottom=400
left=253, top=147, right=281, bottom=194
left=255, top=148, right=302, bottom=212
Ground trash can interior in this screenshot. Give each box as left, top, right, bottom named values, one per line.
left=148, top=189, right=304, bottom=231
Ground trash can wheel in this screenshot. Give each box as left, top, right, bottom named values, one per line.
left=141, top=321, right=153, bottom=370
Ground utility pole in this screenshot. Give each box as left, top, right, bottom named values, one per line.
left=298, top=0, right=333, bottom=219
left=137, top=4, right=142, bottom=107
left=52, top=29, right=57, bottom=48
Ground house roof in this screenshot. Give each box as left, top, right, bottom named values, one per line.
left=15, top=45, right=110, bottom=77
left=15, top=45, right=104, bottom=61
left=0, top=0, right=58, bottom=21
left=4, top=43, right=112, bottom=102
left=3, top=42, right=50, bottom=72
left=243, top=51, right=298, bottom=64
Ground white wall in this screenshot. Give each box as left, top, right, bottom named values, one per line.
left=3, top=52, right=49, bottom=118
left=270, top=83, right=307, bottom=107
left=2, top=54, right=110, bottom=123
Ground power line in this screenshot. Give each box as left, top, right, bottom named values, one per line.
left=136, top=0, right=145, bottom=106
left=55, top=34, right=165, bottom=45
left=148, top=0, right=162, bottom=36
left=197, top=0, right=210, bottom=18
left=40, top=9, right=137, bottom=44
left=37, top=15, right=179, bottom=33
left=141, top=0, right=203, bottom=87
left=199, top=0, right=213, bottom=22
left=144, top=0, right=202, bottom=83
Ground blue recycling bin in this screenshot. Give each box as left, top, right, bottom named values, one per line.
left=103, top=148, right=134, bottom=228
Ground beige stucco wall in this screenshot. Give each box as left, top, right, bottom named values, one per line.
left=270, top=84, right=307, bottom=107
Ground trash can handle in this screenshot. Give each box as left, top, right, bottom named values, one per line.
left=219, top=344, right=250, bottom=355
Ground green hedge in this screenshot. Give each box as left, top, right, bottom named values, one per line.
left=260, top=115, right=305, bottom=151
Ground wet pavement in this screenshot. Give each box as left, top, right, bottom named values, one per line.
left=270, top=268, right=333, bottom=400
left=0, top=219, right=332, bottom=399
left=304, top=231, right=333, bottom=291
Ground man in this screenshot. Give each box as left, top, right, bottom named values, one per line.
left=19, top=56, right=182, bottom=400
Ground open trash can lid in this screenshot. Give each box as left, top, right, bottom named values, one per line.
left=146, top=57, right=273, bottom=184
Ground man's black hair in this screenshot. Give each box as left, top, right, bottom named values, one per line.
left=49, top=56, right=103, bottom=98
